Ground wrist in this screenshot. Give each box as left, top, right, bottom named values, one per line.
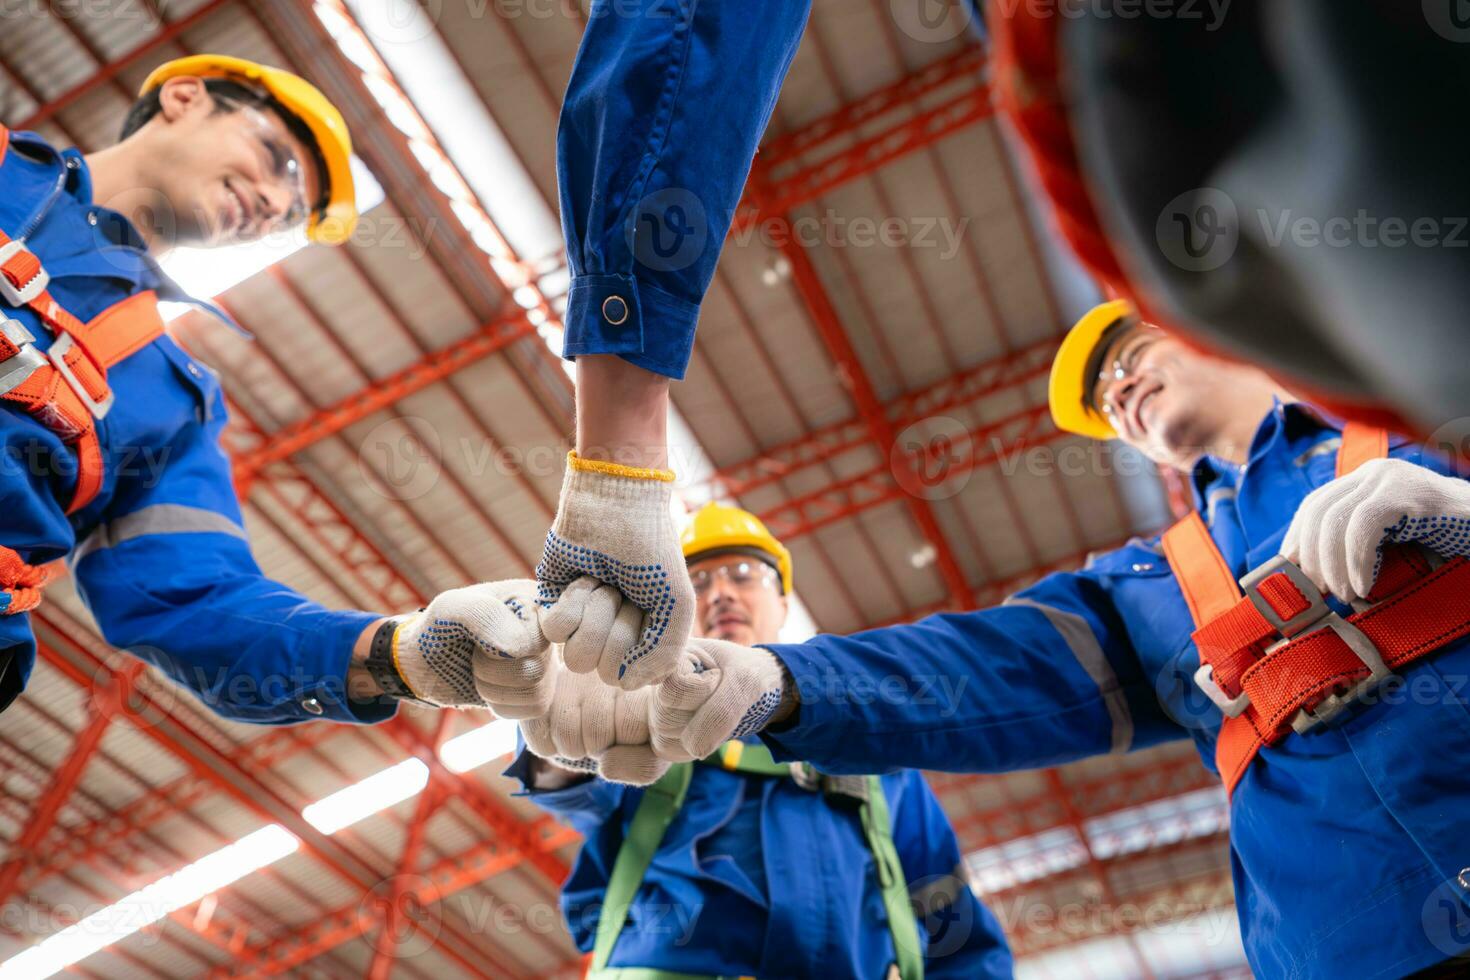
left=765, top=652, right=799, bottom=730
left=575, top=355, right=670, bottom=469
left=347, top=619, right=389, bottom=700
left=528, top=753, right=594, bottom=790
left=358, top=617, right=425, bottom=703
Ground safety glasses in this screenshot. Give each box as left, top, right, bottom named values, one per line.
left=689, top=560, right=779, bottom=596
left=216, top=96, right=311, bottom=230
left=1092, top=326, right=1164, bottom=421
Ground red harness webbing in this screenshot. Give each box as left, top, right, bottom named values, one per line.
left=0, top=124, right=166, bottom=516
left=1164, top=424, right=1470, bottom=796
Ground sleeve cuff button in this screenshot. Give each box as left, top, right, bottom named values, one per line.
left=601, top=295, right=629, bottom=326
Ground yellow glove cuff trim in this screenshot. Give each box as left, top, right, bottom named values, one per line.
left=390, top=621, right=425, bottom=701
left=567, top=450, right=675, bottom=483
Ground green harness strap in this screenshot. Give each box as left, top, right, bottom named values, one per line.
left=593, top=762, right=695, bottom=973
left=588, top=742, right=924, bottom=980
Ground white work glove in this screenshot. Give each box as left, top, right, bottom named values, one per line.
left=1280, top=457, right=1470, bottom=602
left=650, top=638, right=792, bottom=763
left=536, top=453, right=695, bottom=690
left=392, top=580, right=554, bottom=716
left=521, top=667, right=670, bottom=785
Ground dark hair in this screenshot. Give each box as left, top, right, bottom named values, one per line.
left=118, top=77, right=329, bottom=207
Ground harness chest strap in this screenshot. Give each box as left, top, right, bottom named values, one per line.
left=1164, top=423, right=1470, bottom=796
left=0, top=125, right=166, bottom=515
left=588, top=742, right=924, bottom=980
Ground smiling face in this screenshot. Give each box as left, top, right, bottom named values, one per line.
left=689, top=553, right=788, bottom=647
left=1093, top=325, right=1284, bottom=470
left=143, top=77, right=322, bottom=246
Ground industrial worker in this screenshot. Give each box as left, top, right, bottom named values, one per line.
left=533, top=1, right=1470, bottom=691
left=513, top=503, right=1013, bottom=979
left=580, top=302, right=1470, bottom=980
left=0, top=56, right=557, bottom=725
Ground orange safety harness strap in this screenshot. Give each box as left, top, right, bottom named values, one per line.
left=0, top=124, right=166, bottom=516
left=1164, top=425, right=1470, bottom=797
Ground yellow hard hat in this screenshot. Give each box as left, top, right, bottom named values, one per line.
left=1048, top=299, right=1136, bottom=441
left=681, top=502, right=793, bottom=595
left=140, top=55, right=357, bottom=245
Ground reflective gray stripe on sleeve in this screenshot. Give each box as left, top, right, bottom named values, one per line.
left=1003, top=596, right=1133, bottom=753
left=74, top=504, right=246, bottom=564
left=909, top=864, right=971, bottom=917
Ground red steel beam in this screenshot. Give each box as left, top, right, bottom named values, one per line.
left=760, top=213, right=975, bottom=608
left=702, top=338, right=1057, bottom=500
left=215, top=42, right=994, bottom=475
left=366, top=719, right=449, bottom=980
left=227, top=821, right=581, bottom=978
left=733, top=72, right=995, bottom=237
left=0, top=672, right=129, bottom=905
left=758, top=43, right=986, bottom=170
left=228, top=294, right=536, bottom=487
left=17, top=0, right=238, bottom=132
left=757, top=401, right=1060, bottom=543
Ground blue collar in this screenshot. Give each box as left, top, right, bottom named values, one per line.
left=1187, top=401, right=1335, bottom=509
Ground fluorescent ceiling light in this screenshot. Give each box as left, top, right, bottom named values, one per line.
left=342, top=0, right=562, bottom=262
left=302, top=757, right=430, bottom=835
left=439, top=718, right=520, bottom=774
left=0, top=824, right=299, bottom=980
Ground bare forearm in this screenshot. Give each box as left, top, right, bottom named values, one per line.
left=575, top=355, right=670, bottom=470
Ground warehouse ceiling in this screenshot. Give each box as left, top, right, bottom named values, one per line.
left=0, top=0, right=1246, bottom=976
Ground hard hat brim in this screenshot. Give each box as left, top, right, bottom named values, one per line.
left=1048, top=299, right=1133, bottom=441
left=141, top=55, right=358, bottom=245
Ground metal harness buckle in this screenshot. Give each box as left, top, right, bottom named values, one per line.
left=1239, top=555, right=1392, bottom=735
left=0, top=239, right=50, bottom=307
left=47, top=334, right=114, bottom=419
left=1193, top=661, right=1251, bottom=717
left=0, top=318, right=49, bottom=396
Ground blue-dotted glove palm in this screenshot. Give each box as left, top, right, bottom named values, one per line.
left=1281, top=457, right=1470, bottom=602
left=537, top=453, right=695, bottom=690
left=393, top=580, right=552, bottom=714
left=650, top=638, right=792, bottom=763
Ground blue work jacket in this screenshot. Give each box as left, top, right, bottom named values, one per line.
left=558, top=7, right=1470, bottom=972
left=507, top=738, right=1013, bottom=979
left=0, top=129, right=392, bottom=725
left=758, top=405, right=1470, bottom=980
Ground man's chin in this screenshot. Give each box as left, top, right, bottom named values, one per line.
left=712, top=625, right=755, bottom=646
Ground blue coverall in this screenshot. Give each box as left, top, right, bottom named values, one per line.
left=555, top=4, right=1470, bottom=976
left=506, top=737, right=1014, bottom=978
left=0, top=129, right=393, bottom=726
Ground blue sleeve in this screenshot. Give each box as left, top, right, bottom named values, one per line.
left=557, top=0, right=811, bottom=379
left=887, top=772, right=1013, bottom=979
left=504, top=741, right=634, bottom=953
left=72, top=385, right=393, bottom=726
left=502, top=743, right=629, bottom=836
left=760, top=566, right=1187, bottom=774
